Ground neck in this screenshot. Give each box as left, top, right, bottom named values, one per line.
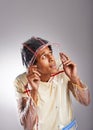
left=40, top=74, right=51, bottom=82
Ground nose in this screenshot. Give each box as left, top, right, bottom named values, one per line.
left=48, top=55, right=54, bottom=62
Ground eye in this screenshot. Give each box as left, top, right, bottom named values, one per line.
left=40, top=51, right=53, bottom=60
left=49, top=51, right=52, bottom=55
left=41, top=54, right=46, bottom=60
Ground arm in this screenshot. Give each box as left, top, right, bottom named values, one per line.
left=68, top=80, right=90, bottom=106
left=14, top=77, right=38, bottom=130
left=60, top=53, right=90, bottom=106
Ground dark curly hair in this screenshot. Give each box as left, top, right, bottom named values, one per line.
left=21, top=37, right=52, bottom=68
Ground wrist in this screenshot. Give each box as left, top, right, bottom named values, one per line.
left=70, top=76, right=80, bottom=85
left=31, top=89, right=38, bottom=105
left=70, top=78, right=85, bottom=89
left=31, top=89, right=38, bottom=93
left=71, top=77, right=82, bottom=86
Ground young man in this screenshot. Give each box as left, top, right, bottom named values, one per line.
left=14, top=37, right=90, bottom=130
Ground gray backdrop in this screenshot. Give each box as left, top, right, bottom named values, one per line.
left=0, top=0, right=92, bottom=130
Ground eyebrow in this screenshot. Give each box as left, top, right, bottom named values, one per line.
left=39, top=52, right=47, bottom=58
left=39, top=50, right=52, bottom=58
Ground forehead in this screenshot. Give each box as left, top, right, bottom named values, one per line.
left=36, top=46, right=50, bottom=58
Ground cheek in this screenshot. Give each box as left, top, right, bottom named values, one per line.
left=37, top=60, right=50, bottom=71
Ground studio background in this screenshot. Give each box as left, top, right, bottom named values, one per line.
left=0, top=0, right=92, bottom=130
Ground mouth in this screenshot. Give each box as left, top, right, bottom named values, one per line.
left=50, top=63, right=57, bottom=69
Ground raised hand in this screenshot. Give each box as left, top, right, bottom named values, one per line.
left=27, top=65, right=41, bottom=91
left=59, top=52, right=79, bottom=83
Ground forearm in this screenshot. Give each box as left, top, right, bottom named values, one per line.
left=70, top=77, right=86, bottom=89
left=68, top=81, right=90, bottom=106
left=14, top=76, right=38, bottom=129
left=17, top=96, right=37, bottom=129
left=31, top=90, right=38, bottom=106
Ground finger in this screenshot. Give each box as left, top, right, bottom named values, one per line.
left=28, top=67, right=41, bottom=78
left=27, top=72, right=41, bottom=80
left=27, top=74, right=41, bottom=85
left=60, top=52, right=69, bottom=59
left=31, top=70, right=41, bottom=77
left=32, top=76, right=41, bottom=83
left=63, top=59, right=71, bottom=66
left=28, top=65, right=38, bottom=74
left=63, top=60, right=76, bottom=67
left=59, top=53, right=69, bottom=62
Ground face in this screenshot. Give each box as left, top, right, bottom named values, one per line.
left=36, top=46, right=58, bottom=76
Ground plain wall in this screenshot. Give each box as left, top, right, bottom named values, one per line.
left=0, top=0, right=92, bottom=130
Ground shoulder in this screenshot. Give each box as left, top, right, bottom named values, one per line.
left=14, top=72, right=28, bottom=92
left=15, top=72, right=27, bottom=81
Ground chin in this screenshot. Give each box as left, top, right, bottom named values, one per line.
left=51, top=69, right=58, bottom=74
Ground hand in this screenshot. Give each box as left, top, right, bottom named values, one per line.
left=59, top=52, right=79, bottom=83
left=27, top=65, right=41, bottom=91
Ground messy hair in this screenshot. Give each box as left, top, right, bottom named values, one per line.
left=21, top=37, right=52, bottom=68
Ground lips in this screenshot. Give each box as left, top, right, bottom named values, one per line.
left=50, top=64, right=57, bottom=69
